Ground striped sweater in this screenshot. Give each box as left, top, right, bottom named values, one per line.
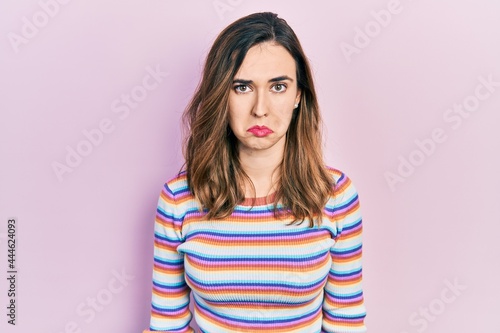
left=143, top=167, right=366, bottom=333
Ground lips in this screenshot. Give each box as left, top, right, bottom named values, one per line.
left=247, top=125, right=273, bottom=137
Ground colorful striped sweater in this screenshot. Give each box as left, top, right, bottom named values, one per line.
left=143, top=167, right=366, bottom=333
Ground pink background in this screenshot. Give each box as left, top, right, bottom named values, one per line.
left=1, top=0, right=499, bottom=332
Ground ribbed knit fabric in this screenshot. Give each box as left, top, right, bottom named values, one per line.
left=143, top=167, right=366, bottom=333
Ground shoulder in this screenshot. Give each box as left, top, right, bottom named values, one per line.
left=325, top=166, right=359, bottom=202
left=161, top=170, right=192, bottom=200
left=325, top=166, right=354, bottom=188
left=156, top=171, right=199, bottom=219
left=164, top=170, right=188, bottom=190
left=322, top=167, right=362, bottom=234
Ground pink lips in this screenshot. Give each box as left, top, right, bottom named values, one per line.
left=247, top=125, right=273, bottom=137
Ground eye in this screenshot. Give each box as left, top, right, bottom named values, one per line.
left=272, top=83, right=287, bottom=93
left=234, top=84, right=250, bottom=93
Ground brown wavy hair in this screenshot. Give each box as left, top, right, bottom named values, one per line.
left=182, top=12, right=334, bottom=226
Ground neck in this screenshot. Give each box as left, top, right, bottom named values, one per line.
left=238, top=142, right=284, bottom=198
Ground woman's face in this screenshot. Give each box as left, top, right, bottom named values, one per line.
left=228, top=41, right=301, bottom=156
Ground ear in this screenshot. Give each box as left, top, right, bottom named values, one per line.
left=295, top=89, right=302, bottom=105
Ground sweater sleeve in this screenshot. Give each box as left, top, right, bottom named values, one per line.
left=322, top=173, right=367, bottom=333
left=143, top=183, right=194, bottom=333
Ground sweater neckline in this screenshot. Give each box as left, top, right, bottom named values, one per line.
left=239, top=192, right=276, bottom=207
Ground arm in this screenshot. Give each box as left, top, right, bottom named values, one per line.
left=143, top=183, right=194, bottom=333
left=322, top=174, right=367, bottom=333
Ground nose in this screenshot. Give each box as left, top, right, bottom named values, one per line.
left=251, top=91, right=268, bottom=118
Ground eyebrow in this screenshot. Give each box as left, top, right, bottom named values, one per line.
left=232, top=75, right=294, bottom=85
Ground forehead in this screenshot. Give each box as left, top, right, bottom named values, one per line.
left=234, top=42, right=297, bottom=81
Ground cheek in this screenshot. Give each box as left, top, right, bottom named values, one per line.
left=228, top=99, right=249, bottom=122
left=271, top=96, right=294, bottom=113
left=229, top=98, right=255, bottom=121
left=227, top=98, right=238, bottom=125
left=227, top=110, right=244, bottom=133
left=272, top=104, right=294, bottom=122
left=227, top=111, right=236, bottom=130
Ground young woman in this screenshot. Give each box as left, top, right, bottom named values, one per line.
left=143, top=12, right=367, bottom=333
